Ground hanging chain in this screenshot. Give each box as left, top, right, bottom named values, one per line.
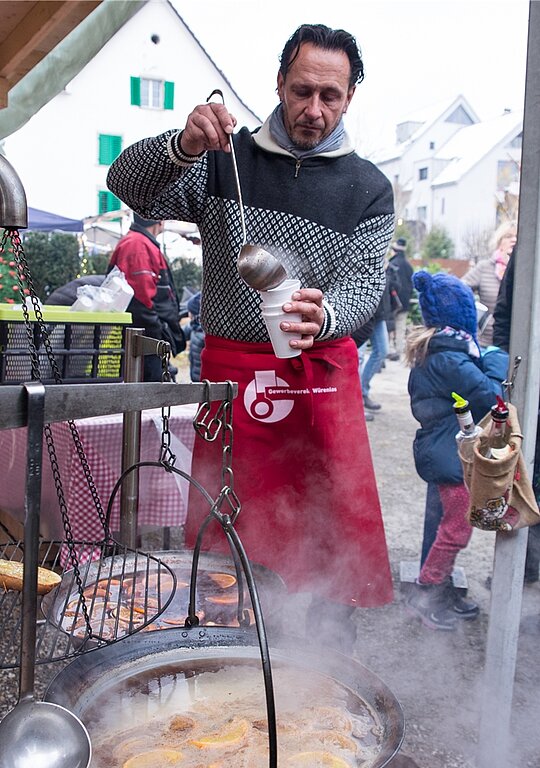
left=193, top=381, right=241, bottom=524
left=4, top=229, right=104, bottom=636
left=158, top=341, right=177, bottom=467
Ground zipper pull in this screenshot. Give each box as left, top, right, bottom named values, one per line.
left=294, top=160, right=301, bottom=178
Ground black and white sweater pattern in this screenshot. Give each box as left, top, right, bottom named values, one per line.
left=107, top=126, right=395, bottom=343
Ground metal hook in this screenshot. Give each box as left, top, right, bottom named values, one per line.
left=502, top=355, right=522, bottom=402
left=207, top=88, right=225, bottom=104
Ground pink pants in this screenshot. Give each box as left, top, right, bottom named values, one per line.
left=419, top=484, right=472, bottom=585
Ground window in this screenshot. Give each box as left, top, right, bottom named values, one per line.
left=417, top=206, right=427, bottom=222
left=445, top=105, right=474, bottom=125
left=418, top=167, right=428, bottom=181
left=130, top=76, right=174, bottom=110
left=429, top=141, right=435, bottom=150
left=441, top=198, right=445, bottom=215
left=98, top=134, right=122, bottom=165
left=98, top=190, right=122, bottom=215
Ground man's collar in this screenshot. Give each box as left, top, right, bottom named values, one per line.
left=130, top=222, right=160, bottom=248
left=252, top=116, right=356, bottom=159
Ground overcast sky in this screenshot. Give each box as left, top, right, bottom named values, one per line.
left=171, top=0, right=530, bottom=155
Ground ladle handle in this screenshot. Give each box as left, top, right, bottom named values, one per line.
left=206, top=89, right=246, bottom=245
left=19, top=382, right=46, bottom=700
left=228, top=134, right=247, bottom=245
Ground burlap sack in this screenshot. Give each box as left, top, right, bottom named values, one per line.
left=459, top=403, right=540, bottom=531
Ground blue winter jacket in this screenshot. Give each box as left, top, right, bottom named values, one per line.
left=408, top=332, right=509, bottom=484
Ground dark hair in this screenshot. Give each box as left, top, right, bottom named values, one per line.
left=279, top=24, right=364, bottom=88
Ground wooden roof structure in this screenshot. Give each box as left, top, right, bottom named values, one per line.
left=0, top=1, right=101, bottom=109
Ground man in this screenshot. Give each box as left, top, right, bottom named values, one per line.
left=387, top=237, right=413, bottom=361
left=107, top=24, right=394, bottom=651
left=108, top=213, right=185, bottom=381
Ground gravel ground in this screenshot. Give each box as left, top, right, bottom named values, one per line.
left=1, top=353, right=539, bottom=767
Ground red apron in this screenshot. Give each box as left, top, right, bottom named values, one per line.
left=185, top=335, right=393, bottom=607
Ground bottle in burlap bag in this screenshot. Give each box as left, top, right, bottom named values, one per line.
left=459, top=402, right=540, bottom=531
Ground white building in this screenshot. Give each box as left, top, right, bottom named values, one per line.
left=0, top=0, right=261, bottom=221
left=374, top=96, right=522, bottom=258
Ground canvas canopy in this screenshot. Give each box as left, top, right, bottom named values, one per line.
left=27, top=206, right=84, bottom=233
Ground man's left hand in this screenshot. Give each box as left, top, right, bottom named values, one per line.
left=281, top=289, right=324, bottom=350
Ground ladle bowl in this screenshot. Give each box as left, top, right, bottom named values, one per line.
left=0, top=698, right=92, bottom=768
left=237, top=243, right=288, bottom=292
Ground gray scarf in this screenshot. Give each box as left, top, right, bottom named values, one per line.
left=268, top=104, right=345, bottom=160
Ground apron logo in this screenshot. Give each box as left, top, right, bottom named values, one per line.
left=244, top=370, right=295, bottom=422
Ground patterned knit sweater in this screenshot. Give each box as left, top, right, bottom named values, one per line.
left=107, top=121, right=395, bottom=342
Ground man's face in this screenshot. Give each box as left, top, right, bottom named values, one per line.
left=277, top=42, right=355, bottom=150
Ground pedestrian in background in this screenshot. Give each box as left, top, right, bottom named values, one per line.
left=186, top=291, right=205, bottom=382
left=387, top=237, right=413, bottom=361
left=493, top=248, right=540, bottom=583
left=462, top=219, right=517, bottom=346
left=108, top=213, right=185, bottom=381
left=360, top=274, right=393, bottom=412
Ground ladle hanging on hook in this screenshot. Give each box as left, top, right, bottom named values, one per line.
left=206, top=89, right=287, bottom=292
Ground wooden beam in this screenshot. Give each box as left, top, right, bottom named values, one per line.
left=0, top=1, right=101, bottom=83
left=0, top=77, right=8, bottom=109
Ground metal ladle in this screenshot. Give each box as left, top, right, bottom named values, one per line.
left=0, top=383, right=92, bottom=768
left=207, top=89, right=287, bottom=291
left=229, top=139, right=287, bottom=291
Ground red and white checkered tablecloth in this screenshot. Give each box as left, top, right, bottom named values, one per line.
left=0, top=404, right=198, bottom=557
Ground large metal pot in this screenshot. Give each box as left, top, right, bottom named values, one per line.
left=45, top=626, right=404, bottom=767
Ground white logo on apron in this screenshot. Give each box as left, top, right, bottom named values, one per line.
left=244, top=370, right=294, bottom=423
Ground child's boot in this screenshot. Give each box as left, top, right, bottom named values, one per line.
left=406, top=581, right=457, bottom=631
left=443, top=579, right=479, bottom=620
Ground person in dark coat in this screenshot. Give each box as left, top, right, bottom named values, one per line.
left=108, top=213, right=185, bottom=381
left=45, top=275, right=105, bottom=305
left=360, top=275, right=394, bottom=411
left=406, top=271, right=508, bottom=630
left=493, top=249, right=540, bottom=583
left=186, top=291, right=205, bottom=382
left=387, top=237, right=414, bottom=361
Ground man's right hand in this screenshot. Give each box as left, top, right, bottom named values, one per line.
left=180, top=103, right=237, bottom=156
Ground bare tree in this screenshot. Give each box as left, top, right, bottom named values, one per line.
left=461, top=225, right=492, bottom=265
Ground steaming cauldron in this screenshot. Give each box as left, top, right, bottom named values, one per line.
left=45, top=626, right=404, bottom=767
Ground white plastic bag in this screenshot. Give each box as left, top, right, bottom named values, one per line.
left=70, top=267, right=133, bottom=313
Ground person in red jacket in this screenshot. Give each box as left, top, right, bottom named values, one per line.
left=108, top=213, right=185, bottom=381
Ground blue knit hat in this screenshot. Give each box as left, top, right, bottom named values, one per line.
left=413, top=270, right=478, bottom=337
left=187, top=291, right=201, bottom=317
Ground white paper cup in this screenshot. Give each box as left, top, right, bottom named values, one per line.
left=259, top=278, right=301, bottom=308
left=259, top=279, right=302, bottom=358
left=261, top=305, right=302, bottom=358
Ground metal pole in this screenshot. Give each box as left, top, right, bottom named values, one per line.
left=119, top=327, right=144, bottom=547
left=477, top=3, right=540, bottom=765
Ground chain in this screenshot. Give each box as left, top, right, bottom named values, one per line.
left=193, top=381, right=241, bottom=524
left=215, top=382, right=242, bottom=524
left=158, top=341, right=177, bottom=467
left=194, top=380, right=228, bottom=442
left=6, top=229, right=106, bottom=636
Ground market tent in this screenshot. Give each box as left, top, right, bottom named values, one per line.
left=27, top=206, right=84, bottom=233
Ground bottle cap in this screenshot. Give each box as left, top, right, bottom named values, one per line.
left=490, top=394, right=509, bottom=422
left=452, top=392, right=469, bottom=413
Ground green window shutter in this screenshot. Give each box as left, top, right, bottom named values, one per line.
left=164, top=80, right=174, bottom=110
left=98, top=134, right=122, bottom=165
left=130, top=76, right=141, bottom=106
left=98, top=190, right=121, bottom=215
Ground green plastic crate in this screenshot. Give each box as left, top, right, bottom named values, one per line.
left=0, top=304, right=132, bottom=384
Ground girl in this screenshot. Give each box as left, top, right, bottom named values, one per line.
left=406, top=271, right=508, bottom=630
